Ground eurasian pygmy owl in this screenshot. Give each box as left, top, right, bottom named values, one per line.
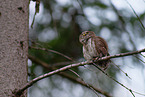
left=79, top=31, right=109, bottom=69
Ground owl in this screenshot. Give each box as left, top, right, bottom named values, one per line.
left=79, top=31, right=109, bottom=69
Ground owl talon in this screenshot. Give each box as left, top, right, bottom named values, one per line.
left=92, top=56, right=99, bottom=62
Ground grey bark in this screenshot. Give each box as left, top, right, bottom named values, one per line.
left=0, top=0, right=29, bottom=97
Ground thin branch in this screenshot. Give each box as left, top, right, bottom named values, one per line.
left=51, top=61, right=74, bottom=67
left=31, top=0, right=40, bottom=28
left=140, top=53, right=145, bottom=58
left=31, top=11, right=36, bottom=29
left=125, top=0, right=145, bottom=30
left=28, top=55, right=111, bottom=97
left=14, top=48, right=145, bottom=96
left=109, top=0, right=137, bottom=50
left=141, top=53, right=145, bottom=57
left=92, top=63, right=135, bottom=97
left=69, top=69, right=101, bottom=97
left=76, top=0, right=83, bottom=13
left=97, top=48, right=145, bottom=61
left=111, top=61, right=131, bottom=79
left=134, top=55, right=145, bottom=64
left=93, top=62, right=145, bottom=96
left=29, top=46, right=73, bottom=61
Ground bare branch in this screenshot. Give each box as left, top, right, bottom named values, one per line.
left=140, top=53, right=145, bottom=58
left=14, top=48, right=145, bottom=96
left=98, top=48, right=145, bottom=61
left=111, top=61, right=131, bottom=79
left=69, top=69, right=101, bottom=97
left=30, top=0, right=40, bottom=28
left=125, top=0, right=145, bottom=30
left=92, top=63, right=135, bottom=97
left=109, top=0, right=137, bottom=50
left=29, top=46, right=73, bottom=61
left=134, top=55, right=145, bottom=64
left=28, top=55, right=111, bottom=97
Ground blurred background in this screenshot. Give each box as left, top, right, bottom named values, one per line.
left=28, top=0, right=145, bottom=97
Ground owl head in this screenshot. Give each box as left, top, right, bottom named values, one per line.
left=79, top=31, right=95, bottom=45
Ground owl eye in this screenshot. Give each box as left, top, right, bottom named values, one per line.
left=82, top=32, right=89, bottom=36
left=86, top=32, right=89, bottom=34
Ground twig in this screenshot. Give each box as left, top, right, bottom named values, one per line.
left=31, top=11, right=36, bottom=28
left=51, top=61, right=74, bottom=66
left=92, top=63, right=135, bottom=97
left=111, top=61, right=131, bottom=79
left=29, top=46, right=73, bottom=61
left=14, top=48, right=145, bottom=96
left=134, top=55, right=145, bottom=64
left=125, top=0, right=145, bottom=30
left=69, top=69, right=101, bottom=97
left=109, top=0, right=137, bottom=50
left=140, top=53, right=145, bottom=58
left=97, top=48, right=145, bottom=61
left=30, top=0, right=40, bottom=28
left=76, top=0, right=83, bottom=13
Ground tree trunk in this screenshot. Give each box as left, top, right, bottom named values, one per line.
left=0, top=0, right=29, bottom=96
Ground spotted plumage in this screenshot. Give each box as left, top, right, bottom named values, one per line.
left=79, top=31, right=110, bottom=69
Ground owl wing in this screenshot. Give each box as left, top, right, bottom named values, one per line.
left=94, top=36, right=108, bottom=57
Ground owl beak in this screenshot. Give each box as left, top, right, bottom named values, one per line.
left=83, top=34, right=86, bottom=36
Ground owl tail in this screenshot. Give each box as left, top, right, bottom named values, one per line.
left=98, top=59, right=110, bottom=70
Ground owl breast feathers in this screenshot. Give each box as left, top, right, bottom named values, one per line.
left=79, top=31, right=110, bottom=69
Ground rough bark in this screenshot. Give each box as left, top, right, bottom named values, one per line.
left=0, top=0, right=29, bottom=97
